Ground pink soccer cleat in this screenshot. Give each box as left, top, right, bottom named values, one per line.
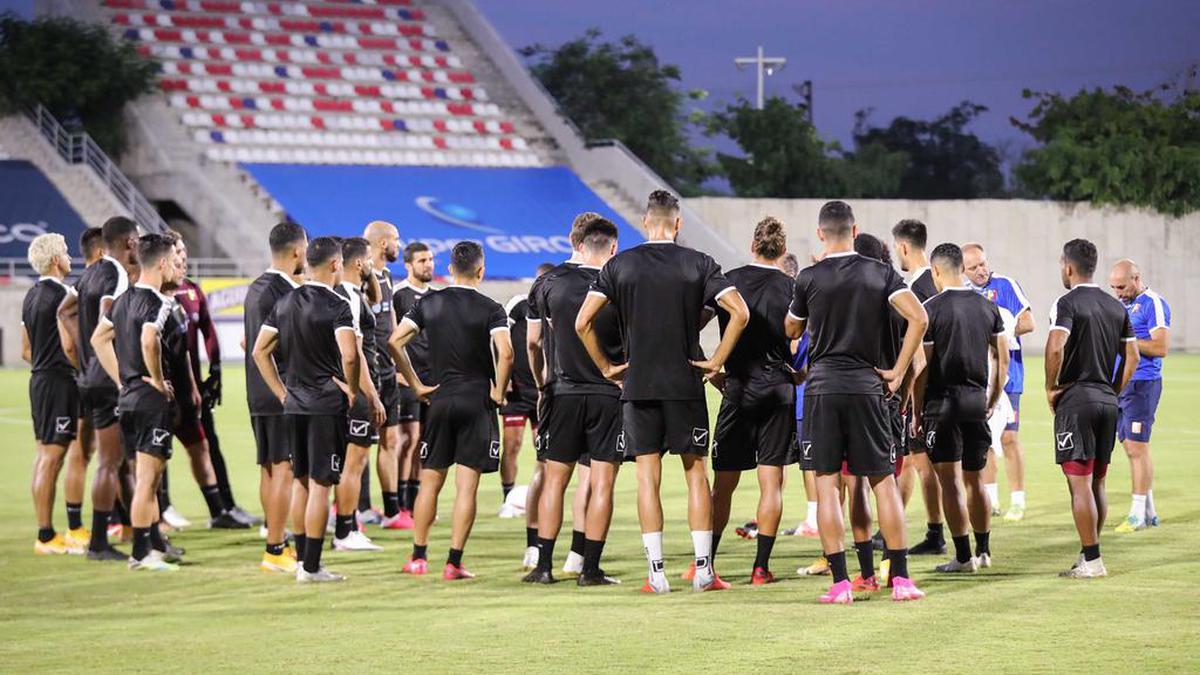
left=890, top=576, right=926, bottom=601
left=401, top=557, right=428, bottom=575
left=680, top=561, right=696, bottom=581
left=797, top=522, right=820, bottom=538
left=442, top=563, right=476, bottom=581
left=819, top=579, right=854, bottom=605
left=380, top=510, right=414, bottom=530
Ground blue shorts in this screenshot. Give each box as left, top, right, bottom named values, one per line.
left=1118, top=379, right=1163, bottom=443
left=1004, top=392, right=1021, bottom=432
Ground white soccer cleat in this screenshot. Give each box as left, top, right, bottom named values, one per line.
left=934, top=557, right=979, bottom=573
left=496, top=503, right=524, bottom=519
left=522, top=546, right=539, bottom=571
left=161, top=506, right=191, bottom=530
left=332, top=531, right=383, bottom=552
left=562, top=551, right=584, bottom=575
left=1060, top=556, right=1107, bottom=579
left=976, top=552, right=992, bottom=569
left=297, top=567, right=346, bottom=583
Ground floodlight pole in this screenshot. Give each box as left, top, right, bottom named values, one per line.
left=734, top=46, right=787, bottom=109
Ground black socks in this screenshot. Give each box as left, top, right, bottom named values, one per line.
left=583, top=538, right=606, bottom=573
left=888, top=549, right=910, bottom=579
left=293, top=535, right=308, bottom=560
left=1082, top=544, right=1101, bottom=562
left=854, top=540, right=875, bottom=578
left=266, top=541, right=285, bottom=556
left=926, top=522, right=945, bottom=543
left=383, top=491, right=400, bottom=518
left=201, top=484, right=224, bottom=519
left=754, top=534, right=776, bottom=572
left=570, top=530, right=586, bottom=556
left=447, top=548, right=464, bottom=568
left=334, top=514, right=355, bottom=540
left=536, top=537, right=556, bottom=572
left=826, top=550, right=849, bottom=583
left=526, top=527, right=538, bottom=548
left=303, top=535, right=324, bottom=573
left=132, top=527, right=151, bottom=560
left=37, top=527, right=54, bottom=543
left=953, top=534, right=972, bottom=563
left=412, top=543, right=428, bottom=560
left=66, top=502, right=83, bottom=530
left=89, top=510, right=110, bottom=551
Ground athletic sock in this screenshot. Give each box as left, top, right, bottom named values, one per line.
left=952, top=534, right=972, bottom=564
left=826, top=550, right=849, bottom=583
left=535, top=537, right=556, bottom=572
left=201, top=484, right=224, bottom=519
left=266, top=541, right=285, bottom=556
left=1010, top=490, right=1026, bottom=508
left=89, top=510, right=110, bottom=551
left=926, top=522, right=945, bottom=544
left=132, top=527, right=151, bottom=561
left=887, top=549, right=910, bottom=579
left=447, top=548, right=464, bottom=568
left=149, top=522, right=165, bottom=552
left=383, top=491, right=400, bottom=518
left=293, top=534, right=307, bottom=559
left=502, top=482, right=515, bottom=501
left=157, top=479, right=170, bottom=513
left=570, top=529, right=586, bottom=556
left=754, top=534, right=776, bottom=572
left=711, top=531, right=722, bottom=565
left=115, top=500, right=131, bottom=526
left=642, top=531, right=665, bottom=576
left=1129, top=494, right=1147, bottom=520
left=974, top=530, right=990, bottom=557
left=357, top=466, right=372, bottom=512
left=804, top=500, right=818, bottom=528
left=854, top=540, right=875, bottom=578
left=38, top=527, right=55, bottom=543
left=412, top=543, right=427, bottom=560
left=583, top=538, right=605, bottom=573
left=1082, top=543, right=1101, bottom=562
left=396, top=480, right=410, bottom=511
left=526, top=527, right=538, bottom=549
left=984, top=483, right=1000, bottom=509
left=405, top=482, right=419, bottom=511
left=303, top=536, right=324, bottom=573
left=691, top=530, right=713, bottom=572
left=66, top=502, right=83, bottom=531
left=1146, top=490, right=1157, bottom=520
left=334, top=514, right=355, bottom=540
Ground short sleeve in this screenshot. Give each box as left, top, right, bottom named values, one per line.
left=100, top=261, right=129, bottom=302
left=402, top=296, right=425, bottom=332
left=788, top=270, right=809, bottom=321
left=260, top=303, right=280, bottom=334
left=488, top=302, right=509, bottom=335
left=701, top=255, right=734, bottom=305
left=884, top=266, right=908, bottom=302
left=1150, top=295, right=1170, bottom=330
left=526, top=280, right=543, bottom=321
left=333, top=295, right=357, bottom=335
left=590, top=260, right=615, bottom=301
left=1121, top=312, right=1136, bottom=342
left=1049, top=296, right=1073, bottom=333
left=505, top=295, right=525, bottom=327
left=141, top=297, right=171, bottom=333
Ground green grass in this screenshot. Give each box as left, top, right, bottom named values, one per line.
left=1, top=358, right=1198, bottom=673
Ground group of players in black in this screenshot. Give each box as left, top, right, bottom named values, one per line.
left=21, top=190, right=1147, bottom=601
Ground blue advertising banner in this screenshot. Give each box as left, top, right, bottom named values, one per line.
left=242, top=164, right=642, bottom=279
left=0, top=161, right=91, bottom=259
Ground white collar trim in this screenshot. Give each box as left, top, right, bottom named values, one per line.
left=266, top=268, right=301, bottom=288
left=825, top=251, right=857, bottom=258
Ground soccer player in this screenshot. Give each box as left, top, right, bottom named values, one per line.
left=577, top=190, right=749, bottom=594
left=363, top=221, right=410, bottom=531
left=332, top=237, right=387, bottom=551
left=23, top=233, right=84, bottom=554
left=786, top=201, right=928, bottom=604
left=524, top=218, right=624, bottom=586
left=393, top=241, right=435, bottom=526
left=1046, top=239, right=1139, bottom=578
left=963, top=242, right=1035, bottom=521
left=254, top=236, right=363, bottom=583
left=704, top=216, right=796, bottom=585
left=74, top=216, right=138, bottom=561
left=891, top=219, right=945, bottom=556
left=243, top=222, right=306, bottom=574
left=1108, top=259, right=1170, bottom=532
left=92, top=233, right=184, bottom=572
left=915, top=244, right=1008, bottom=574
left=391, top=241, right=512, bottom=580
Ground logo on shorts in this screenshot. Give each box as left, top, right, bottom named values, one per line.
left=1131, top=421, right=1143, bottom=434
left=711, top=440, right=718, bottom=458
left=55, top=417, right=72, bottom=433
left=1056, top=432, right=1075, bottom=452
left=692, top=427, right=708, bottom=446
left=617, top=430, right=626, bottom=452
left=151, top=428, right=170, bottom=446
left=890, top=442, right=897, bottom=464
left=419, top=442, right=429, bottom=460
left=330, top=454, right=342, bottom=473
left=926, top=430, right=937, bottom=448
left=801, top=441, right=812, bottom=460
left=534, top=433, right=542, bottom=451
left=349, top=419, right=369, bottom=437
left=489, top=440, right=501, bottom=460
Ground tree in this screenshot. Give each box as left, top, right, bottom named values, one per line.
left=851, top=102, right=1005, bottom=198
left=0, top=13, right=158, bottom=156
left=521, top=29, right=716, bottom=195
left=1012, top=75, right=1200, bottom=216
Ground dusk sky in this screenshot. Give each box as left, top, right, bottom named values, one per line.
left=5, top=0, right=1198, bottom=167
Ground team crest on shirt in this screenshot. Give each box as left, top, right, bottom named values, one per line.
left=489, top=440, right=501, bottom=460
left=55, top=417, right=72, bottom=433
left=349, top=420, right=369, bottom=437
left=419, top=442, right=429, bottom=460
left=692, top=428, right=708, bottom=446
left=1056, top=432, right=1075, bottom=452
left=985, top=290, right=998, bottom=302
left=330, top=454, right=342, bottom=473
left=151, top=428, right=170, bottom=446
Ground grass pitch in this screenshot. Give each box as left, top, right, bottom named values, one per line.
left=1, top=357, right=1198, bottom=673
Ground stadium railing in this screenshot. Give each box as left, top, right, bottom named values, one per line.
left=0, top=256, right=248, bottom=281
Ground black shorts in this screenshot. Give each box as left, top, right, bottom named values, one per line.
left=1054, top=394, right=1118, bottom=468
left=541, top=393, right=624, bottom=464
left=924, top=392, right=991, bottom=472
left=80, top=379, right=119, bottom=429
left=887, top=397, right=907, bottom=458
left=252, top=414, right=291, bottom=465
left=802, top=393, right=896, bottom=476
left=378, top=374, right=401, bottom=428
left=119, top=401, right=174, bottom=460
left=398, top=383, right=423, bottom=423
left=347, top=395, right=380, bottom=447
left=419, top=391, right=500, bottom=473
left=712, top=397, right=796, bottom=472
left=904, top=405, right=927, bottom=454
left=288, top=413, right=347, bottom=484
left=623, top=399, right=710, bottom=457
left=30, top=370, right=79, bottom=446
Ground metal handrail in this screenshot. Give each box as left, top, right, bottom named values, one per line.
left=0, top=257, right=249, bottom=280
left=24, top=104, right=169, bottom=235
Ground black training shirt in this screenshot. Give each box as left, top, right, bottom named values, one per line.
left=527, top=261, right=580, bottom=389
left=505, top=296, right=536, bottom=395
left=164, top=300, right=192, bottom=391
left=338, top=281, right=379, bottom=385
left=371, top=268, right=396, bottom=374
left=244, top=269, right=299, bottom=416
left=76, top=256, right=129, bottom=387
left=536, top=264, right=623, bottom=397
left=711, top=264, right=793, bottom=384
left=922, top=287, right=1005, bottom=400
left=591, top=241, right=733, bottom=401
left=22, top=277, right=76, bottom=374
left=262, top=281, right=358, bottom=416
left=909, top=267, right=938, bottom=302
left=1050, top=284, right=1136, bottom=403
left=105, top=283, right=172, bottom=410
left=393, top=280, right=433, bottom=380
left=401, top=285, right=509, bottom=396
left=789, top=252, right=911, bottom=396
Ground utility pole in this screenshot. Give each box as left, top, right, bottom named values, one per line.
left=734, top=46, right=787, bottom=109
left=793, top=80, right=813, bottom=123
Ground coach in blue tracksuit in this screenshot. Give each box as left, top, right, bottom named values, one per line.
left=1108, top=259, right=1170, bottom=532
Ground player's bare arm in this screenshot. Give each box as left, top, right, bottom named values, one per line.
left=912, top=343, right=933, bottom=431
left=56, top=293, right=80, bottom=370
left=690, top=288, right=749, bottom=379
left=526, top=318, right=545, bottom=389
left=388, top=319, right=437, bottom=402
left=140, top=323, right=173, bottom=400
left=877, top=289, right=928, bottom=394
left=1014, top=307, right=1035, bottom=337
left=1138, top=326, right=1169, bottom=358
left=1117, top=340, right=1140, bottom=394
left=491, top=328, right=514, bottom=407
left=784, top=312, right=805, bottom=339
left=576, top=293, right=626, bottom=382
left=252, top=327, right=287, bottom=404
left=335, top=328, right=362, bottom=404
left=987, top=334, right=1009, bottom=416
left=1043, top=329, right=1067, bottom=410
left=20, top=325, right=32, bottom=365
left=91, top=319, right=121, bottom=388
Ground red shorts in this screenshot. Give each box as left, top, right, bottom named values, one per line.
left=174, top=403, right=206, bottom=446
left=503, top=414, right=532, bottom=430
left=1061, top=458, right=1108, bottom=479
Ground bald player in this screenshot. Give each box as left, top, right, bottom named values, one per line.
left=963, top=243, right=1034, bottom=521
left=1108, top=259, right=1171, bottom=533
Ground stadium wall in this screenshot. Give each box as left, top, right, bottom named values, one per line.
left=689, top=197, right=1199, bottom=354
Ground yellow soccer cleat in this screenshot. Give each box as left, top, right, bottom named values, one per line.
left=1115, top=516, right=1146, bottom=534
left=879, top=557, right=892, bottom=587
left=261, top=550, right=299, bottom=574
left=797, top=555, right=830, bottom=576
left=64, top=528, right=90, bottom=554
left=34, top=533, right=73, bottom=555
left=1003, top=504, right=1026, bottom=523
